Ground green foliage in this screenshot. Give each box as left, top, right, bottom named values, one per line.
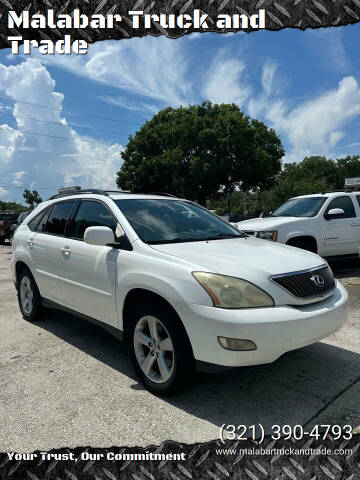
left=0, top=201, right=27, bottom=213
left=23, top=189, right=42, bottom=210
left=209, top=155, right=360, bottom=216
left=117, top=102, right=284, bottom=205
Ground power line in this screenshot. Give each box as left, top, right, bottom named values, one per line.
left=0, top=94, right=143, bottom=126
left=0, top=185, right=61, bottom=189
left=8, top=128, right=123, bottom=147
left=0, top=109, right=131, bottom=136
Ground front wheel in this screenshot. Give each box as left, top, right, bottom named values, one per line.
left=17, top=269, right=42, bottom=321
left=128, top=304, right=194, bottom=395
left=287, top=238, right=317, bottom=253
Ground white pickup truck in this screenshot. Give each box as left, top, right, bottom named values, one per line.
left=236, top=191, right=360, bottom=258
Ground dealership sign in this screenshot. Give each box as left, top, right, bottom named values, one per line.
left=345, top=177, right=360, bottom=187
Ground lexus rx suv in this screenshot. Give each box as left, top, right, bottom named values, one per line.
left=11, top=187, right=349, bottom=394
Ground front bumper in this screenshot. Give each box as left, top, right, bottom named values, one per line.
left=176, top=280, right=349, bottom=367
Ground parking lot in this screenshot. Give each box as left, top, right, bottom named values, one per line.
left=0, top=242, right=359, bottom=452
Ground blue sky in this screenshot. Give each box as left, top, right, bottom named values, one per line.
left=0, top=25, right=359, bottom=203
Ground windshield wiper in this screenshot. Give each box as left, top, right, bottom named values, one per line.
left=271, top=213, right=296, bottom=217
left=149, top=237, right=203, bottom=245
left=149, top=233, right=245, bottom=244
left=202, top=233, right=246, bottom=241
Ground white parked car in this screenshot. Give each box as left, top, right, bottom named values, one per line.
left=236, top=191, right=360, bottom=257
left=11, top=188, right=349, bottom=394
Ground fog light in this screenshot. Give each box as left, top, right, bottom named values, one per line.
left=218, top=337, right=257, bottom=351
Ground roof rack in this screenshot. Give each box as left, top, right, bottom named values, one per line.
left=105, top=190, right=176, bottom=197
left=104, top=190, right=132, bottom=194
left=49, top=187, right=178, bottom=200
left=49, top=187, right=110, bottom=199
left=320, top=188, right=358, bottom=194
left=321, top=189, right=346, bottom=194
left=148, top=192, right=177, bottom=197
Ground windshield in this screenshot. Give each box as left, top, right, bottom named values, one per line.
left=272, top=197, right=327, bottom=218
left=115, top=199, right=244, bottom=244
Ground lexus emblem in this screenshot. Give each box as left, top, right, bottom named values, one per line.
left=310, top=275, right=325, bottom=287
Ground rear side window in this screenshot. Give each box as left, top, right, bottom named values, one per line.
left=45, top=201, right=74, bottom=236
left=28, top=209, right=48, bottom=232
left=68, top=201, right=118, bottom=240
left=37, top=208, right=51, bottom=233
left=357, top=195, right=360, bottom=209
left=325, top=196, right=356, bottom=218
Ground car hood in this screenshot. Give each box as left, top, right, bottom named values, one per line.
left=236, top=216, right=306, bottom=230
left=151, top=236, right=324, bottom=278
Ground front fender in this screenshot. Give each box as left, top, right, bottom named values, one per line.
left=116, top=270, right=212, bottom=329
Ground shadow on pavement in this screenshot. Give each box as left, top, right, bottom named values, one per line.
left=329, top=257, right=360, bottom=279
left=35, top=304, right=360, bottom=434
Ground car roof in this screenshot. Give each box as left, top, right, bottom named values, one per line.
left=293, top=191, right=358, bottom=199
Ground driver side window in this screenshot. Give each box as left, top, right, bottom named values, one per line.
left=325, top=196, right=356, bottom=218
left=68, top=200, right=119, bottom=240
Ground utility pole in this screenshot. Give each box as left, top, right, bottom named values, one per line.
left=227, top=175, right=232, bottom=220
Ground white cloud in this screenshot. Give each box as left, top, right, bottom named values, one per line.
left=307, top=28, right=351, bottom=73
left=202, top=52, right=250, bottom=106
left=0, top=58, right=123, bottom=202
left=12, top=170, right=27, bottom=186
left=269, top=77, right=360, bottom=160
left=0, top=124, right=25, bottom=164
left=261, top=60, right=278, bottom=97
left=98, top=96, right=159, bottom=115
left=187, top=33, right=202, bottom=40
left=39, top=37, right=194, bottom=107
left=0, top=187, right=8, bottom=196
left=249, top=60, right=360, bottom=161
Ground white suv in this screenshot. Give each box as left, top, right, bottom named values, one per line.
left=11, top=188, right=349, bottom=394
left=236, top=192, right=360, bottom=257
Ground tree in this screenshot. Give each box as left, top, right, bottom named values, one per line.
left=23, top=189, right=42, bottom=210
left=337, top=155, right=360, bottom=185
left=117, top=102, right=284, bottom=206
left=0, top=201, right=27, bottom=213
left=237, top=119, right=284, bottom=214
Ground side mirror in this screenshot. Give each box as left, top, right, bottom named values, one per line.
left=324, top=208, right=345, bottom=220
left=84, top=226, right=114, bottom=246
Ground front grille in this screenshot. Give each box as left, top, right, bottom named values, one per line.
left=270, top=266, right=335, bottom=299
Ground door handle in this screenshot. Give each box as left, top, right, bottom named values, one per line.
left=350, top=223, right=360, bottom=226
left=60, top=246, right=71, bottom=255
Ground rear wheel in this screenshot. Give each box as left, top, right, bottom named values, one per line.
left=17, top=269, right=42, bottom=321
left=128, top=304, right=194, bottom=395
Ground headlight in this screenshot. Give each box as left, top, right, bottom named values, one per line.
left=256, top=230, right=278, bottom=241
left=192, top=272, right=274, bottom=308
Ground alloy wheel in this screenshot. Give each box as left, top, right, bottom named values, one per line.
left=20, top=276, right=34, bottom=315
left=133, top=315, right=174, bottom=384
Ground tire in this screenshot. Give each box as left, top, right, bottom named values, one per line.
left=127, top=303, right=194, bottom=395
left=288, top=238, right=317, bottom=253
left=17, top=269, right=42, bottom=321
left=0, top=237, right=5, bottom=245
